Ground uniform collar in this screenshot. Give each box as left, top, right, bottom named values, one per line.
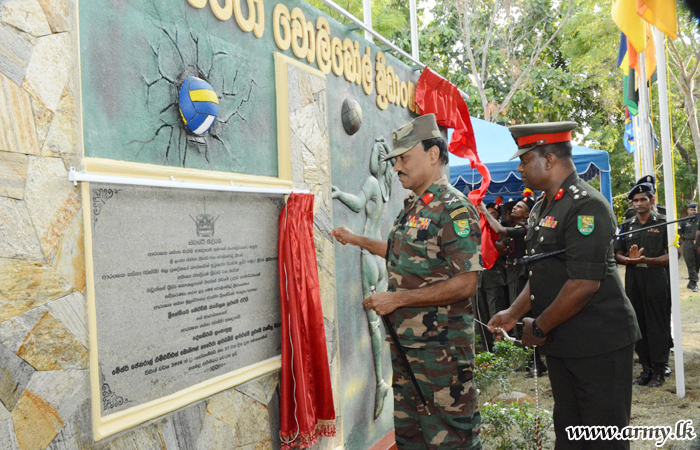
left=404, top=175, right=449, bottom=206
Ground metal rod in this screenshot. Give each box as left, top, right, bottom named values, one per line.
left=409, top=0, right=419, bottom=61
left=67, top=168, right=309, bottom=196
left=617, top=215, right=695, bottom=237
left=370, top=287, right=431, bottom=415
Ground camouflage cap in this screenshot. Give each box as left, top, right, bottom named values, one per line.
left=508, top=121, right=578, bottom=160
left=384, top=113, right=442, bottom=161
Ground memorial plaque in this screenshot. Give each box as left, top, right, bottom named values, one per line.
left=89, top=184, right=283, bottom=415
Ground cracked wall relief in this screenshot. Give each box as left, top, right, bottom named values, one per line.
left=79, top=0, right=277, bottom=175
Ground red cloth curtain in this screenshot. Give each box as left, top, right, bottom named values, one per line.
left=415, top=67, right=499, bottom=270
left=278, top=193, right=336, bottom=449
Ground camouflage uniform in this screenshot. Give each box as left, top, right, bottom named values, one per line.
left=386, top=175, right=483, bottom=450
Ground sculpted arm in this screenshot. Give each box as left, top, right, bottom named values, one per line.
left=330, top=226, right=387, bottom=257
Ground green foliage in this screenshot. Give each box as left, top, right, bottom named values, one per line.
left=481, top=401, right=554, bottom=450
left=474, top=340, right=532, bottom=400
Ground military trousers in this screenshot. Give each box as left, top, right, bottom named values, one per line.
left=682, top=241, right=700, bottom=283
left=547, top=343, right=635, bottom=450
left=391, top=344, right=481, bottom=450
left=625, top=266, right=671, bottom=366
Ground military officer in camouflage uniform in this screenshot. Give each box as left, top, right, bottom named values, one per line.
left=488, top=122, right=640, bottom=450
left=331, top=113, right=483, bottom=450
left=679, top=202, right=700, bottom=292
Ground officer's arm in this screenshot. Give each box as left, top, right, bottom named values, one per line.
left=330, top=227, right=388, bottom=257
left=530, top=279, right=601, bottom=336
left=362, top=272, right=478, bottom=315
left=639, top=252, right=669, bottom=267
left=477, top=202, right=508, bottom=236
left=488, top=281, right=532, bottom=334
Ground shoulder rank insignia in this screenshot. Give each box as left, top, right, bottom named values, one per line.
left=454, top=219, right=470, bottom=237
left=577, top=216, right=594, bottom=235
left=406, top=215, right=431, bottom=230
left=450, top=206, right=471, bottom=219
left=554, top=188, right=565, bottom=201
left=421, top=192, right=435, bottom=204
left=539, top=216, right=558, bottom=229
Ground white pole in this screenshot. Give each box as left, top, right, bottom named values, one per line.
left=637, top=53, right=654, bottom=176
left=633, top=115, right=642, bottom=179
left=410, top=0, right=419, bottom=61
left=363, top=0, right=373, bottom=42
left=654, top=26, right=685, bottom=398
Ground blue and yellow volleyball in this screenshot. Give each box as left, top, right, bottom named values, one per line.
left=178, top=77, right=219, bottom=135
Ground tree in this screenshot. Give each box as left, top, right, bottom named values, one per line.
left=667, top=4, right=700, bottom=204
left=454, top=0, right=575, bottom=122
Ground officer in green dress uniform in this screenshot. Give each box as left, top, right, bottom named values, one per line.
left=614, top=182, right=671, bottom=387
left=488, top=121, right=641, bottom=450
left=331, top=114, right=483, bottom=450
left=679, top=202, right=700, bottom=292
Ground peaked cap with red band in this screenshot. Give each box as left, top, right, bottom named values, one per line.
left=508, top=121, right=578, bottom=160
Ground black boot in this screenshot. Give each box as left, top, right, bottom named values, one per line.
left=633, top=365, right=653, bottom=386
left=648, top=365, right=666, bottom=387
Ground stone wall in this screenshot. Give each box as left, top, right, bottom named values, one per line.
left=0, top=1, right=340, bottom=449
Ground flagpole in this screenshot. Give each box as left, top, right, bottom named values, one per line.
left=637, top=52, right=654, bottom=176
left=654, top=26, right=685, bottom=398
left=633, top=115, right=642, bottom=179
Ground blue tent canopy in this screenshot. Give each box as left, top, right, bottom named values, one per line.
left=449, top=117, right=613, bottom=205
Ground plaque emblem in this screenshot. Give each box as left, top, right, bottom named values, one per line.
left=578, top=216, right=594, bottom=235
left=190, top=198, right=219, bottom=237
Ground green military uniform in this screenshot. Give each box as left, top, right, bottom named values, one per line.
left=615, top=211, right=671, bottom=372
left=386, top=175, right=483, bottom=450
left=526, top=173, right=641, bottom=449
left=678, top=212, right=700, bottom=286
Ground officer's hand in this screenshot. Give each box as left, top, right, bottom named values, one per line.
left=627, top=244, right=645, bottom=264
left=476, top=202, right=488, bottom=215
left=330, top=227, right=356, bottom=246
left=331, top=185, right=340, bottom=199
left=362, top=292, right=399, bottom=316
left=488, top=310, right=517, bottom=341
left=521, top=317, right=547, bottom=348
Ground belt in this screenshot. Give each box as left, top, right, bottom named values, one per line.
left=506, top=258, right=525, bottom=266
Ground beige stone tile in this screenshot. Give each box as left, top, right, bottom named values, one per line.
left=0, top=197, right=44, bottom=261
left=234, top=371, right=279, bottom=405
left=0, top=151, right=27, bottom=199
left=97, top=422, right=165, bottom=450
left=37, top=0, right=69, bottom=34
left=16, top=310, right=88, bottom=370
left=0, top=342, right=36, bottom=412
left=44, top=293, right=86, bottom=348
left=195, top=413, right=236, bottom=450
left=0, top=24, right=33, bottom=87
left=30, top=95, right=54, bottom=152
left=206, top=390, right=269, bottom=447
left=22, top=32, right=72, bottom=113
left=49, top=208, right=85, bottom=292
left=0, top=258, right=74, bottom=322
left=0, top=0, right=52, bottom=37
left=11, top=390, right=64, bottom=450
left=24, top=370, right=88, bottom=423
left=24, top=155, right=80, bottom=258
left=0, top=73, right=40, bottom=155
left=0, top=307, right=45, bottom=354
left=42, top=87, right=78, bottom=160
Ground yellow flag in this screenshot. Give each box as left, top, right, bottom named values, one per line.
left=612, top=0, right=647, bottom=52
left=637, top=0, right=677, bottom=40
left=643, top=24, right=656, bottom=81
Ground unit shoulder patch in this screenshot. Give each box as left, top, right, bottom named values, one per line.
left=454, top=219, right=470, bottom=237
left=578, top=216, right=595, bottom=235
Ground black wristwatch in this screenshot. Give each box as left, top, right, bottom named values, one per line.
left=532, top=319, right=546, bottom=339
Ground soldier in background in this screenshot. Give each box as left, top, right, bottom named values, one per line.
left=615, top=181, right=670, bottom=387
left=475, top=202, right=508, bottom=352
left=679, top=202, right=700, bottom=292
left=477, top=196, right=547, bottom=378
left=331, top=114, right=483, bottom=450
